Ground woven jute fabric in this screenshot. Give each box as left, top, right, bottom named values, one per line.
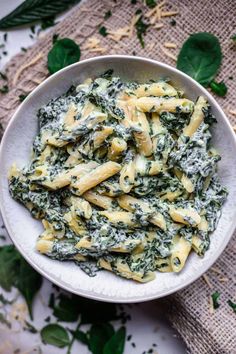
left=0, top=0, right=235, bottom=353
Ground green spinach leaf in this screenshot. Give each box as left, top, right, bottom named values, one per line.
left=0, top=0, right=81, bottom=29
left=15, top=257, right=42, bottom=320
left=53, top=294, right=79, bottom=322
left=103, top=326, right=126, bottom=354
left=210, top=80, right=227, bottom=96
left=73, top=329, right=89, bottom=345
left=228, top=299, right=236, bottom=313
left=0, top=245, right=20, bottom=291
left=135, top=10, right=149, bottom=48
left=41, top=323, right=70, bottom=348
left=146, top=0, right=156, bottom=8
left=47, top=38, right=81, bottom=74
left=177, top=32, right=222, bottom=86
left=88, top=323, right=114, bottom=354
left=211, top=291, right=221, bottom=309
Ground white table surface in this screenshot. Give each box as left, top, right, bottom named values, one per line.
left=0, top=1, right=187, bottom=353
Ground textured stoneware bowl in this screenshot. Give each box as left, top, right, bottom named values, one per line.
left=1, top=55, right=236, bottom=302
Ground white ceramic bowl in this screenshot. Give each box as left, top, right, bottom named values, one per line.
left=1, top=55, right=236, bottom=302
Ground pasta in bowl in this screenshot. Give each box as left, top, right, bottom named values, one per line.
left=1, top=55, right=236, bottom=301
left=8, top=71, right=227, bottom=283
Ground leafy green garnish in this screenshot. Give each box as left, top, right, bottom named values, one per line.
left=24, top=320, right=38, bottom=333
left=88, top=323, right=115, bottom=354
left=131, top=0, right=137, bottom=4
left=228, top=300, right=236, bottom=313
left=99, top=26, right=108, bottom=37
left=177, top=32, right=222, bottom=86
left=73, top=329, right=89, bottom=345
left=0, top=72, right=7, bottom=80
left=41, top=16, right=56, bottom=30
left=103, top=327, right=126, bottom=354
left=0, top=245, right=42, bottom=319
left=210, top=80, right=228, bottom=97
left=211, top=291, right=221, bottom=309
left=0, top=245, right=19, bottom=291
left=19, top=93, right=29, bottom=102
left=53, top=294, right=79, bottom=322
left=0, top=293, right=14, bottom=305
left=41, top=323, right=70, bottom=348
left=47, top=38, right=81, bottom=74
left=231, top=34, right=236, bottom=41
left=0, top=0, right=81, bottom=29
left=104, top=10, right=112, bottom=20
left=146, top=0, right=156, bottom=8
left=0, top=85, right=9, bottom=94
left=15, top=257, right=42, bottom=320
left=135, top=10, right=149, bottom=48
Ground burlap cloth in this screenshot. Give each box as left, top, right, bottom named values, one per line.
left=0, top=0, right=235, bottom=353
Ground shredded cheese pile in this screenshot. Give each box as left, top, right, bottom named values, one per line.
left=83, top=37, right=107, bottom=54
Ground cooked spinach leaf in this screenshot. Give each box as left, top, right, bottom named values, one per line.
left=0, top=0, right=81, bottom=29
left=47, top=38, right=81, bottom=74
left=210, top=80, right=228, bottom=97
left=41, top=323, right=70, bottom=348
left=177, top=32, right=222, bottom=86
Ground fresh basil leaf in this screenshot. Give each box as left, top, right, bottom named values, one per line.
left=53, top=294, right=79, bottom=322
left=0, top=0, right=81, bottom=29
left=89, top=323, right=115, bottom=354
left=0, top=245, right=20, bottom=291
left=177, top=32, right=222, bottom=86
left=47, top=38, right=81, bottom=74
left=228, top=299, right=236, bottom=313
left=210, top=80, right=228, bottom=96
left=103, top=326, right=126, bottom=354
left=211, top=291, right=220, bottom=309
left=15, top=257, right=42, bottom=320
left=73, top=329, right=89, bottom=345
left=41, top=323, right=70, bottom=348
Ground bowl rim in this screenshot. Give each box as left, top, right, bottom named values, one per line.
left=1, top=54, right=236, bottom=303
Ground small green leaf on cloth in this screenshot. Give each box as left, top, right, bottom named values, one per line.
left=88, top=323, right=115, bottom=354
left=0, top=245, right=20, bottom=291
left=47, top=38, right=81, bottom=74
left=177, top=32, right=222, bottom=86
left=211, top=291, right=221, bottom=309
left=99, top=26, right=108, bottom=37
left=135, top=10, right=149, bottom=48
left=41, top=323, right=70, bottom=348
left=228, top=300, right=236, bottom=313
left=210, top=80, right=228, bottom=96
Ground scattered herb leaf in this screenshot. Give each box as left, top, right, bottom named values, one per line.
left=146, top=0, right=156, bottom=8
left=89, top=323, right=114, bottom=354
left=0, top=0, right=81, bottom=29
left=15, top=257, right=42, bottom=320
left=103, top=326, right=126, bottom=354
left=73, top=329, right=89, bottom=345
left=135, top=11, right=149, bottom=48
left=99, top=26, right=108, bottom=37
left=210, top=80, right=228, bottom=96
left=0, top=293, right=14, bottom=305
left=21, top=47, right=27, bottom=52
left=53, top=294, right=79, bottom=322
left=52, top=33, right=59, bottom=44
left=211, top=291, right=221, bottom=309
left=177, top=32, right=222, bottom=86
left=19, top=93, right=28, bottom=102
left=41, top=323, right=70, bottom=348
left=47, top=38, right=81, bottom=74
left=228, top=300, right=236, bottom=313
left=41, top=16, right=56, bottom=30
left=170, top=19, right=176, bottom=26
left=231, top=34, right=236, bottom=41
left=0, top=245, right=20, bottom=291
left=3, top=33, right=7, bottom=42
left=104, top=10, right=112, bottom=20
left=131, top=0, right=137, bottom=4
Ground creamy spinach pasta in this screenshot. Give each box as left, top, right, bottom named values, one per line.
left=8, top=72, right=227, bottom=282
